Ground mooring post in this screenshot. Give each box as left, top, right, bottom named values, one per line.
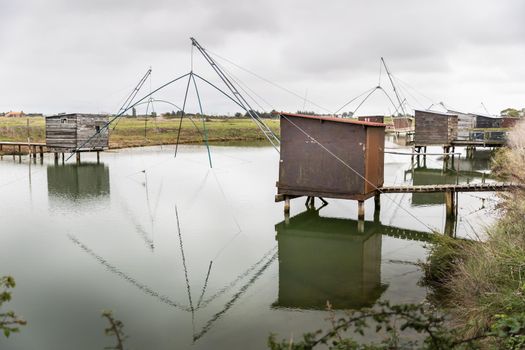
left=284, top=196, right=290, bottom=214
left=445, top=191, right=455, bottom=217
left=444, top=215, right=455, bottom=237
left=374, top=194, right=381, bottom=222
left=357, top=200, right=365, bottom=221
left=374, top=193, right=380, bottom=212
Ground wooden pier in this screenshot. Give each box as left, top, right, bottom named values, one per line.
left=0, top=141, right=46, bottom=159
left=277, top=182, right=522, bottom=220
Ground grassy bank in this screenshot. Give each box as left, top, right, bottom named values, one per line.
left=422, top=120, right=525, bottom=348
left=0, top=116, right=280, bottom=149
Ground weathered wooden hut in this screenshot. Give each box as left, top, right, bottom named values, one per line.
left=277, top=112, right=385, bottom=216
left=392, top=117, right=413, bottom=131
left=447, top=110, right=476, bottom=140
left=414, top=110, right=458, bottom=146
left=45, top=113, right=109, bottom=152
left=357, top=115, right=384, bottom=124
left=473, top=114, right=502, bottom=129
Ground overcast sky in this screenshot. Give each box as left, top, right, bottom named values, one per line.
left=1, top=0, right=524, bottom=116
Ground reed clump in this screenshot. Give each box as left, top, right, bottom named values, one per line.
left=423, top=120, right=525, bottom=347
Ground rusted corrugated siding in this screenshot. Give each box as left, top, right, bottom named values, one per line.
left=414, top=110, right=457, bottom=145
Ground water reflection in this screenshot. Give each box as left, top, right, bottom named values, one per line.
left=407, top=152, right=493, bottom=207
left=274, top=208, right=388, bottom=310
left=47, top=163, right=110, bottom=201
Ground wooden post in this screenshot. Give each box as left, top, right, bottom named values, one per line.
left=374, top=194, right=380, bottom=213
left=284, top=196, right=290, bottom=214
left=444, top=216, right=455, bottom=237
left=61, top=153, right=65, bottom=164
left=39, top=146, right=43, bottom=159
left=358, top=219, right=364, bottom=233
left=96, top=151, right=100, bottom=164
left=357, top=200, right=365, bottom=221
left=374, top=193, right=380, bottom=223
left=445, top=191, right=455, bottom=217
left=76, top=152, right=81, bottom=164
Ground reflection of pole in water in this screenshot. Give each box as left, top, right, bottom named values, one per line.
left=175, top=206, right=194, bottom=312
left=192, top=251, right=278, bottom=342
left=68, top=234, right=190, bottom=311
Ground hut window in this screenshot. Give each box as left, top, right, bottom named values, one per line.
left=61, top=118, right=67, bottom=124
left=95, top=126, right=100, bottom=132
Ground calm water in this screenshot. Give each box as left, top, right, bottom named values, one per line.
left=0, top=138, right=499, bottom=349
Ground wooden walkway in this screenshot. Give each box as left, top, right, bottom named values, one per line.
left=0, top=141, right=46, bottom=158
left=379, top=182, right=521, bottom=193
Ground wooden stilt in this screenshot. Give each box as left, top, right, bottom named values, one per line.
left=445, top=191, right=455, bottom=217
left=284, top=196, right=290, bottom=214
left=76, top=152, right=81, bottom=164
left=96, top=151, right=100, bottom=164
left=357, top=200, right=365, bottom=221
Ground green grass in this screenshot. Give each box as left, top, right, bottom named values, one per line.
left=0, top=117, right=280, bottom=149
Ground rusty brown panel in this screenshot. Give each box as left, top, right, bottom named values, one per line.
left=364, top=127, right=385, bottom=193
left=502, top=117, right=519, bottom=128
left=279, top=116, right=367, bottom=197
left=415, top=110, right=457, bottom=145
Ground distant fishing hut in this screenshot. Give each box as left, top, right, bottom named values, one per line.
left=392, top=116, right=413, bottom=132
left=414, top=110, right=458, bottom=154
left=473, top=114, right=502, bottom=129
left=276, top=112, right=385, bottom=220
left=357, top=115, right=384, bottom=124
left=46, top=113, right=109, bottom=163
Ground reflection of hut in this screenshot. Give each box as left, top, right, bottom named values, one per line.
left=277, top=113, right=385, bottom=202
left=273, top=209, right=386, bottom=310
left=47, top=163, right=110, bottom=201
left=357, top=115, right=384, bottom=124
left=45, top=114, right=109, bottom=152
left=414, top=110, right=458, bottom=146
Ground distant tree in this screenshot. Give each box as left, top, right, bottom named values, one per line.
left=234, top=112, right=243, bottom=118
left=131, top=107, right=136, bottom=118
left=501, top=108, right=520, bottom=118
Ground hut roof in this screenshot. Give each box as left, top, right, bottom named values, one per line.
left=414, top=109, right=458, bottom=117
left=280, top=112, right=385, bottom=127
